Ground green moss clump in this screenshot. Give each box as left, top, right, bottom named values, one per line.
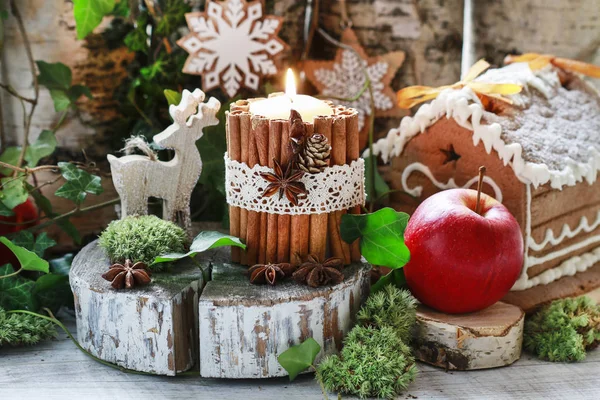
left=357, top=284, right=417, bottom=343
left=318, top=285, right=418, bottom=399
left=99, top=215, right=187, bottom=268
left=0, top=308, right=57, bottom=347
left=524, top=296, right=600, bottom=362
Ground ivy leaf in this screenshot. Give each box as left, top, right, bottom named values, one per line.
left=49, top=253, right=74, bottom=276
left=164, top=89, right=182, bottom=106
left=9, top=231, right=57, bottom=263
left=0, top=177, right=28, bottom=210
left=111, top=0, right=130, bottom=17
left=0, top=201, right=13, bottom=217
left=36, top=61, right=72, bottom=91
left=0, top=146, right=21, bottom=175
left=371, top=269, right=407, bottom=293
left=153, top=231, right=246, bottom=264
left=73, top=0, right=115, bottom=39
left=0, top=237, right=49, bottom=273
left=57, top=218, right=82, bottom=244
left=363, top=154, right=390, bottom=203
left=49, top=89, right=71, bottom=111
left=33, top=273, right=73, bottom=313
left=25, top=130, right=57, bottom=167
left=277, top=338, right=321, bottom=381
left=68, top=84, right=93, bottom=102
left=54, top=162, right=103, bottom=204
left=0, top=264, right=37, bottom=311
left=10, top=231, right=35, bottom=252
left=340, top=208, right=411, bottom=269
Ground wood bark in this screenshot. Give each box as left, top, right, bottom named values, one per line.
left=413, top=302, right=524, bottom=370
left=69, top=240, right=204, bottom=376
left=198, top=247, right=371, bottom=379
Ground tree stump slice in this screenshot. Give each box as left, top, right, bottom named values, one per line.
left=198, top=248, right=371, bottom=378
left=413, top=302, right=524, bottom=371
left=69, top=240, right=204, bottom=376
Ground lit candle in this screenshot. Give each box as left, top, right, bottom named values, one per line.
left=249, top=69, right=333, bottom=121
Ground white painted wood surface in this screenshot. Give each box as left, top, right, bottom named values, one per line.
left=108, top=89, right=220, bottom=231
left=70, top=241, right=204, bottom=376
left=1, top=314, right=599, bottom=400
left=199, top=249, right=371, bottom=378
left=414, top=302, right=524, bottom=370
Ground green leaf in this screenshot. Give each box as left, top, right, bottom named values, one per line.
left=164, top=89, right=182, bottom=106
left=33, top=273, right=73, bottom=312
left=0, top=237, right=49, bottom=273
left=123, top=13, right=148, bottom=53
left=49, top=253, right=73, bottom=276
left=340, top=208, right=411, bottom=269
left=0, top=146, right=21, bottom=175
left=153, top=231, right=246, bottom=264
left=371, top=269, right=407, bottom=293
left=0, top=264, right=37, bottom=311
left=363, top=154, right=390, bottom=203
left=36, top=61, right=72, bottom=91
left=0, top=177, right=28, bottom=210
left=68, top=84, right=93, bottom=102
left=10, top=231, right=35, bottom=252
left=111, top=0, right=130, bottom=17
left=49, top=89, right=71, bottom=111
left=34, top=233, right=57, bottom=258
left=55, top=162, right=103, bottom=204
left=73, top=0, right=115, bottom=39
left=0, top=201, right=14, bottom=217
left=278, top=338, right=321, bottom=381
left=57, top=218, right=81, bottom=244
left=25, top=130, right=57, bottom=167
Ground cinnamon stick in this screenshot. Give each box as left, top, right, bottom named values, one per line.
left=227, top=110, right=242, bottom=262
left=246, top=116, right=268, bottom=266
left=267, top=120, right=282, bottom=263
left=255, top=118, right=270, bottom=264
left=309, top=116, right=332, bottom=261
left=289, top=120, right=312, bottom=265
left=277, top=122, right=292, bottom=263
left=329, top=113, right=352, bottom=264
left=345, top=110, right=362, bottom=262
left=239, top=113, right=251, bottom=265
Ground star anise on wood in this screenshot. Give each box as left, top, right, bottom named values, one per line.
left=248, top=263, right=296, bottom=285
left=293, top=255, right=345, bottom=288
left=260, top=159, right=308, bottom=206
left=102, top=259, right=152, bottom=289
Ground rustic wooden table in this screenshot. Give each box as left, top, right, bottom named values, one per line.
left=1, top=314, right=599, bottom=400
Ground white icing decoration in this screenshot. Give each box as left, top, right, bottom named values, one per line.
left=401, top=162, right=503, bottom=202
left=528, top=211, right=600, bottom=252
left=527, top=235, right=600, bottom=268
left=366, top=63, right=600, bottom=190
left=224, top=154, right=365, bottom=215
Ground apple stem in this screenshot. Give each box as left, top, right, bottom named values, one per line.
left=475, top=166, right=486, bottom=215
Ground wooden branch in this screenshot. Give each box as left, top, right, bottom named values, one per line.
left=27, top=198, right=120, bottom=233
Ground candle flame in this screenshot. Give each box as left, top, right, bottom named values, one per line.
left=286, top=68, right=296, bottom=98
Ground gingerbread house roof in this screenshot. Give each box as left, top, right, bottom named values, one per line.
left=369, top=63, right=600, bottom=190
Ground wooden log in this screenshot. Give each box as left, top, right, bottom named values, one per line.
left=198, top=247, right=371, bottom=379
left=413, top=302, right=524, bottom=370
left=69, top=240, right=204, bottom=376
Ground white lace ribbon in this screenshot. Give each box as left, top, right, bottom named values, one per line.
left=225, top=154, right=365, bottom=215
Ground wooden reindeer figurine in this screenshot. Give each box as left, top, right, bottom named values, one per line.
left=108, top=89, right=220, bottom=231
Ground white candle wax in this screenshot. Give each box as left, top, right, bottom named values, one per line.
left=249, top=94, right=333, bottom=121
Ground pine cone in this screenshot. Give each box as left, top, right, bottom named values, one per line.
left=297, top=134, right=331, bottom=174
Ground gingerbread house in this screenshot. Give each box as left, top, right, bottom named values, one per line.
left=371, top=62, right=600, bottom=312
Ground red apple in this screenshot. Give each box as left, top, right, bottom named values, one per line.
left=0, top=198, right=39, bottom=266
left=403, top=188, right=523, bottom=314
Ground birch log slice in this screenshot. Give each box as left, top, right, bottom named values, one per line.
left=69, top=240, right=205, bottom=376
left=413, top=301, right=524, bottom=370
left=198, top=248, right=371, bottom=379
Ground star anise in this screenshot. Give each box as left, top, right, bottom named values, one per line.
left=102, top=259, right=151, bottom=289
left=293, top=255, right=344, bottom=288
left=289, top=109, right=307, bottom=155
left=260, top=159, right=308, bottom=206
left=248, top=263, right=296, bottom=285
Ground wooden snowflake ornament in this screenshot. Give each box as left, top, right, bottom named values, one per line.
left=177, top=0, right=289, bottom=97
left=304, top=28, right=405, bottom=148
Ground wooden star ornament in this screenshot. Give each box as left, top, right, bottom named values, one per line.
left=303, top=28, right=405, bottom=149
left=177, top=0, right=289, bottom=98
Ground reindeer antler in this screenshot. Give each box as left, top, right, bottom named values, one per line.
left=169, top=89, right=206, bottom=126
left=189, top=97, right=220, bottom=129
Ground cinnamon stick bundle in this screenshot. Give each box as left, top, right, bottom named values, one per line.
left=328, top=114, right=352, bottom=264
left=246, top=117, right=267, bottom=265
left=239, top=112, right=251, bottom=265
left=227, top=110, right=242, bottom=262
left=277, top=122, right=292, bottom=263
left=309, top=116, right=333, bottom=261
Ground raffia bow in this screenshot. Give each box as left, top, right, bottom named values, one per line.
left=397, top=59, right=523, bottom=109
left=504, top=53, right=600, bottom=78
